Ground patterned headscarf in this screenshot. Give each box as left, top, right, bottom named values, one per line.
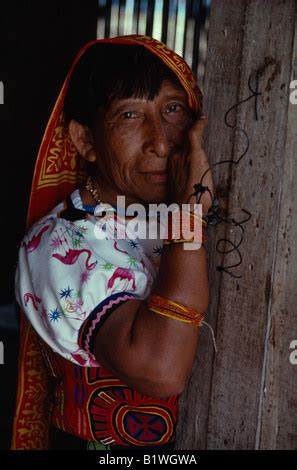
left=12, top=35, right=203, bottom=449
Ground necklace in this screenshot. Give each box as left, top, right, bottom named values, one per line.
left=85, top=176, right=102, bottom=205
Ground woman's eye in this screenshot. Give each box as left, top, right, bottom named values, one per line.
left=121, top=111, right=137, bottom=119
left=166, top=104, right=183, bottom=114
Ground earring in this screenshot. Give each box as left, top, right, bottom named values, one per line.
left=85, top=147, right=96, bottom=162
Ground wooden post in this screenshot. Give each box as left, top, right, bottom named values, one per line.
left=176, top=0, right=297, bottom=450
left=259, top=5, right=297, bottom=450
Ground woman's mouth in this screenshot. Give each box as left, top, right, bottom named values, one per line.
left=140, top=170, right=167, bottom=183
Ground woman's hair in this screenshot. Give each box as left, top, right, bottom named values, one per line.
left=63, top=43, right=182, bottom=128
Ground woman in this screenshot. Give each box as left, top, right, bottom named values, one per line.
left=13, top=35, right=214, bottom=450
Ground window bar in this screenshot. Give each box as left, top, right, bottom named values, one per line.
left=161, top=0, right=169, bottom=45
left=117, top=0, right=126, bottom=36
left=133, top=0, right=141, bottom=34
left=183, top=0, right=192, bottom=59
left=192, top=0, right=205, bottom=78
left=138, top=0, right=148, bottom=35
left=145, top=0, right=155, bottom=37
left=104, top=0, right=112, bottom=38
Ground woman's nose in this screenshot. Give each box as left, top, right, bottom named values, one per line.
left=142, top=116, right=171, bottom=158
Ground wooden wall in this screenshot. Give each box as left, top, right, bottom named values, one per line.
left=176, top=0, right=297, bottom=450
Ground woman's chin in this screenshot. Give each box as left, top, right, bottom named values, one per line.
left=142, top=187, right=168, bottom=205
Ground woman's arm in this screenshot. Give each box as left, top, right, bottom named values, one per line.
left=94, top=243, right=209, bottom=398
left=94, top=116, right=213, bottom=397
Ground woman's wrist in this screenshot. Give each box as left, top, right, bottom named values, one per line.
left=174, top=201, right=211, bottom=218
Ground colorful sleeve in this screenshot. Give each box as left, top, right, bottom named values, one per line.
left=15, top=215, right=153, bottom=367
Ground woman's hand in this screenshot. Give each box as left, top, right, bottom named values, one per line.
left=167, top=116, right=214, bottom=215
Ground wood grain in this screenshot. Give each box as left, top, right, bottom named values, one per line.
left=176, top=0, right=246, bottom=449
left=176, top=0, right=297, bottom=450
left=259, top=4, right=297, bottom=450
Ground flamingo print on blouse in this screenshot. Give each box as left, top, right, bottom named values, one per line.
left=22, top=225, right=50, bottom=253
left=107, top=241, right=137, bottom=293
left=113, top=241, right=129, bottom=256
left=107, top=267, right=136, bottom=293
left=23, top=292, right=41, bottom=310
left=52, top=248, right=97, bottom=271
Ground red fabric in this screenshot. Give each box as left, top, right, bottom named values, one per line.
left=45, top=346, right=177, bottom=446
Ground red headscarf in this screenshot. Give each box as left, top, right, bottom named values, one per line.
left=12, top=35, right=202, bottom=449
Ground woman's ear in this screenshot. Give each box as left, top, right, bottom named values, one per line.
left=68, top=120, right=96, bottom=162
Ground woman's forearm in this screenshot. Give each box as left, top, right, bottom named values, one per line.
left=127, top=243, right=209, bottom=391
left=94, top=239, right=209, bottom=397
left=150, top=242, right=209, bottom=312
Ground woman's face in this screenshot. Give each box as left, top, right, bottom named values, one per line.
left=92, top=80, right=193, bottom=205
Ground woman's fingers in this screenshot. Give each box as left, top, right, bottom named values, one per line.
left=188, top=116, right=208, bottom=152
left=186, top=116, right=214, bottom=210
left=187, top=116, right=209, bottom=176
left=167, top=148, right=189, bottom=199
left=166, top=115, right=214, bottom=208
